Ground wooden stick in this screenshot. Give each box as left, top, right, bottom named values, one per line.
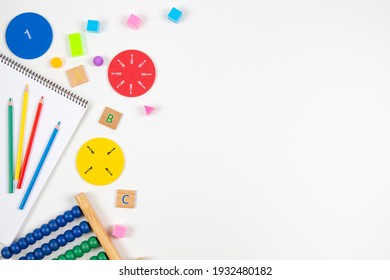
left=75, top=192, right=122, bottom=260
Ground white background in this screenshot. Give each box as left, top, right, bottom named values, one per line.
left=3, top=260, right=390, bottom=280
left=1, top=0, right=390, bottom=259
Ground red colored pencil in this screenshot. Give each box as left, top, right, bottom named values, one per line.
left=17, top=97, right=44, bottom=189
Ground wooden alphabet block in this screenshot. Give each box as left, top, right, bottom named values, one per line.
left=66, top=65, right=88, bottom=87
left=116, top=190, right=136, bottom=208
left=99, top=107, right=123, bottom=130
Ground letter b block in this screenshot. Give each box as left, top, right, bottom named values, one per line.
left=116, top=190, right=136, bottom=208
left=99, top=107, right=123, bottom=129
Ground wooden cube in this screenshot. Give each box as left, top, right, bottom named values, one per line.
left=66, top=65, right=88, bottom=87
left=99, top=107, right=123, bottom=130
left=116, top=190, right=136, bottom=208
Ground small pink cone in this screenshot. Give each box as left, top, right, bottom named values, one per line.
left=144, top=105, right=155, bottom=116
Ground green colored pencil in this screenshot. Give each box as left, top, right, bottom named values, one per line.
left=8, top=98, right=13, bottom=193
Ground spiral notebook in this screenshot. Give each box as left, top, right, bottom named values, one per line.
left=0, top=54, right=88, bottom=245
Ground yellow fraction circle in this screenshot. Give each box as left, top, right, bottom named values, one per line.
left=76, top=138, right=125, bottom=186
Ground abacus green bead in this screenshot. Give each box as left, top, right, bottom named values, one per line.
left=65, top=250, right=76, bottom=260
left=73, top=245, right=83, bottom=258
left=88, top=236, right=99, bottom=249
left=97, top=251, right=108, bottom=260
left=90, top=256, right=98, bottom=260
left=80, top=241, right=91, bottom=253
left=57, top=255, right=66, bottom=260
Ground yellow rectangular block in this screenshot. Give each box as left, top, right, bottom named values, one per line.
left=116, top=190, right=136, bottom=208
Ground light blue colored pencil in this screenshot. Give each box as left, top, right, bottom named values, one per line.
left=19, top=122, right=61, bottom=210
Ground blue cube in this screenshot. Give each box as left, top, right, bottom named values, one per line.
left=168, top=7, right=183, bottom=23
left=86, top=20, right=100, bottom=33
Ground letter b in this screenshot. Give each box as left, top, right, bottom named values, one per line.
left=106, top=114, right=114, bottom=123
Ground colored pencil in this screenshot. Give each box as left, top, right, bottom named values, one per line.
left=19, top=122, right=60, bottom=210
left=15, top=85, right=29, bottom=181
left=8, top=98, right=13, bottom=193
left=17, top=97, right=44, bottom=190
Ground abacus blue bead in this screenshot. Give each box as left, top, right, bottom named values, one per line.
left=33, top=248, right=44, bottom=260
left=64, top=230, right=75, bottom=242
left=80, top=221, right=91, bottom=233
left=41, top=243, right=52, bottom=256
left=25, top=233, right=36, bottom=245
left=56, top=215, right=67, bottom=227
left=56, top=234, right=67, bottom=247
left=40, top=224, right=51, bottom=236
left=71, top=206, right=82, bottom=218
left=10, top=243, right=21, bottom=254
left=1, top=247, right=12, bottom=259
left=48, top=219, right=59, bottom=231
left=63, top=210, right=74, bottom=222
left=26, top=252, right=35, bottom=260
left=72, top=226, right=82, bottom=238
left=49, top=239, right=60, bottom=251
left=32, top=228, right=43, bottom=241
left=17, top=237, right=28, bottom=249
left=19, top=256, right=27, bottom=260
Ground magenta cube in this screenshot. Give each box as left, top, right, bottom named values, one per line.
left=127, top=14, right=142, bottom=29
left=112, top=225, right=127, bottom=238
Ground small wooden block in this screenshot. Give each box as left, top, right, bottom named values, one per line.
left=99, top=107, right=123, bottom=130
left=66, top=65, right=89, bottom=87
left=116, top=190, right=136, bottom=208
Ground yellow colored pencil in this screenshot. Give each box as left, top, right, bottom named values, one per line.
left=15, top=85, right=29, bottom=180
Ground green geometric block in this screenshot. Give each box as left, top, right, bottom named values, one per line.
left=68, top=33, right=84, bottom=57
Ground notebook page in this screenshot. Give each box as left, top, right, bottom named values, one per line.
left=0, top=60, right=87, bottom=245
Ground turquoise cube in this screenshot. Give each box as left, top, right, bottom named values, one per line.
left=86, top=20, right=100, bottom=33
left=168, top=7, right=182, bottom=23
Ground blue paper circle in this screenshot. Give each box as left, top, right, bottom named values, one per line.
left=5, top=12, right=53, bottom=59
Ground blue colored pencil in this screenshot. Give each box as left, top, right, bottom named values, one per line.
left=19, top=122, right=61, bottom=210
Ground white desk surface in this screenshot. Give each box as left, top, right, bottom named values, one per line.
left=1, top=0, right=390, bottom=259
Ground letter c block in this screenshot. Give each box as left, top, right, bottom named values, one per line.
left=116, top=190, right=136, bottom=208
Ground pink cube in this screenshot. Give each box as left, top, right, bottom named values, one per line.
left=127, top=14, right=142, bottom=29
left=112, top=224, right=127, bottom=238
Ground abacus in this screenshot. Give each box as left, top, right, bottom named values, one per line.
left=1, top=193, right=122, bottom=260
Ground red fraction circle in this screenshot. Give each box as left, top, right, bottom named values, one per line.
left=108, top=50, right=156, bottom=97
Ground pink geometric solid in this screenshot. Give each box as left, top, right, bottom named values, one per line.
left=112, top=224, right=127, bottom=238
left=127, top=14, right=142, bottom=29
left=144, top=105, right=155, bottom=116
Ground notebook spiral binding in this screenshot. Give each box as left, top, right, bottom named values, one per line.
left=0, top=53, right=88, bottom=108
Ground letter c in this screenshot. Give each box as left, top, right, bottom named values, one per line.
left=122, top=194, right=129, bottom=204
